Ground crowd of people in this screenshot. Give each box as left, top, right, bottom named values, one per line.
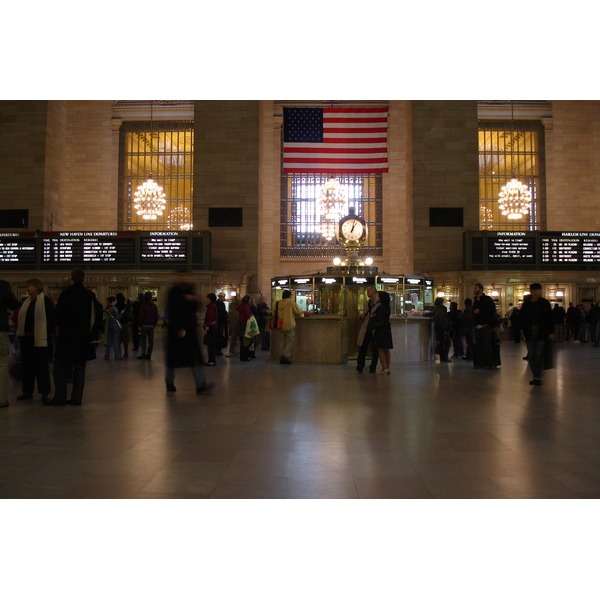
left=1, top=270, right=596, bottom=408
left=0, top=269, right=288, bottom=407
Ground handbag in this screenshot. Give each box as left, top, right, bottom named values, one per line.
left=270, top=301, right=283, bottom=330
left=245, top=315, right=259, bottom=338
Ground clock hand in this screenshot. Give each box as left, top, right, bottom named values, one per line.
left=351, top=222, right=356, bottom=232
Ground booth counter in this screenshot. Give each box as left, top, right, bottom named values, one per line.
left=269, top=314, right=434, bottom=365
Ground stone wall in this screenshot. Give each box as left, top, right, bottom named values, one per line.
left=0, top=100, right=48, bottom=230
left=411, top=100, right=479, bottom=272
left=546, top=100, right=600, bottom=231
left=194, top=101, right=259, bottom=286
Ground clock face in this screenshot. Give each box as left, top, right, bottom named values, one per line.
left=340, top=219, right=364, bottom=242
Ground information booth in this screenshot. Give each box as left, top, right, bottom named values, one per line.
left=270, top=274, right=435, bottom=365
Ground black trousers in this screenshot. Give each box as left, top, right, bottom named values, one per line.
left=357, top=330, right=378, bottom=371
left=19, top=337, right=51, bottom=395
left=53, top=357, right=87, bottom=402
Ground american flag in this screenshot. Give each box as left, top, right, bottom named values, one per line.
left=283, top=107, right=388, bottom=174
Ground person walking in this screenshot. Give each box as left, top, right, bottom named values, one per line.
left=0, top=279, right=20, bottom=408
left=15, top=278, right=54, bottom=403
left=45, top=268, right=103, bottom=406
left=369, top=290, right=393, bottom=375
left=137, top=291, right=158, bottom=360
left=276, top=290, right=304, bottom=365
left=164, top=271, right=212, bottom=394
left=520, top=283, right=554, bottom=386
left=356, top=286, right=379, bottom=373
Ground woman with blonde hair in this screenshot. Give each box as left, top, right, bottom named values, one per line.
left=15, top=278, right=54, bottom=402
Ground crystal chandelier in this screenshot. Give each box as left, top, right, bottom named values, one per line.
left=318, top=219, right=337, bottom=242
left=316, top=177, right=348, bottom=221
left=498, top=101, right=532, bottom=220
left=167, top=206, right=193, bottom=230
left=134, top=101, right=167, bottom=220
left=498, top=178, right=532, bottom=219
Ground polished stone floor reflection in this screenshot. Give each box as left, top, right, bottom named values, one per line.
left=1, top=333, right=599, bottom=499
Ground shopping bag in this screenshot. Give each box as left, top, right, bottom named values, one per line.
left=245, top=315, right=259, bottom=338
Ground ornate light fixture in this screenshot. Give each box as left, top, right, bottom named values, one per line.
left=134, top=101, right=167, bottom=220
left=498, top=101, right=532, bottom=220
left=316, top=177, right=348, bottom=241
left=167, top=206, right=193, bottom=230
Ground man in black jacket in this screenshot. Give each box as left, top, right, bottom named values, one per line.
left=0, top=279, right=20, bottom=408
left=473, top=282, right=498, bottom=369
left=45, top=268, right=103, bottom=406
left=520, top=283, right=554, bottom=386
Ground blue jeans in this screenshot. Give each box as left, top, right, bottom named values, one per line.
left=105, top=325, right=121, bottom=359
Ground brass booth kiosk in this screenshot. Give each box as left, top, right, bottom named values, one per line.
left=269, top=274, right=436, bottom=364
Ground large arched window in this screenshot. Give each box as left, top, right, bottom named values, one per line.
left=479, top=120, right=545, bottom=231
left=280, top=173, right=382, bottom=258
left=118, top=121, right=194, bottom=231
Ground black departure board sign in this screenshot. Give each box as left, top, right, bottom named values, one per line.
left=140, top=233, right=187, bottom=263
left=541, top=233, right=600, bottom=264
left=0, top=232, right=37, bottom=266
left=41, top=232, right=136, bottom=265
left=488, top=234, right=536, bottom=265
left=466, top=231, right=600, bottom=270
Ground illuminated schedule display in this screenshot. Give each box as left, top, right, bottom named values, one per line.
left=466, top=231, right=600, bottom=270
left=541, top=233, right=600, bottom=264
left=41, top=232, right=136, bottom=265
left=140, top=232, right=187, bottom=263
left=0, top=233, right=37, bottom=266
left=487, top=234, right=536, bottom=265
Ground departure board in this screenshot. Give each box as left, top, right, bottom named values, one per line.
left=488, top=235, right=536, bottom=265
left=41, top=232, right=136, bottom=265
left=0, top=233, right=37, bottom=266
left=541, top=233, right=600, bottom=264
left=140, top=233, right=187, bottom=263
left=466, top=231, right=600, bottom=270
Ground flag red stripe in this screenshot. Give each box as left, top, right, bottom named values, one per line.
left=283, top=157, right=386, bottom=165
left=284, top=147, right=386, bottom=154
left=284, top=167, right=388, bottom=173
left=323, top=107, right=387, bottom=113
left=323, top=117, right=388, bottom=124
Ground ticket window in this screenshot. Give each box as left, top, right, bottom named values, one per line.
left=403, top=285, right=423, bottom=312
left=295, top=292, right=310, bottom=312
left=314, top=286, right=341, bottom=314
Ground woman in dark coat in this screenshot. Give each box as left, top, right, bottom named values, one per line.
left=165, top=271, right=210, bottom=393
left=203, top=293, right=219, bottom=366
left=370, top=290, right=393, bottom=375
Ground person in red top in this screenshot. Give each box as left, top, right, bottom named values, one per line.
left=137, top=291, right=159, bottom=360
left=203, top=293, right=219, bottom=366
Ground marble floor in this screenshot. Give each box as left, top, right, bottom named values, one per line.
left=1, top=333, right=599, bottom=499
